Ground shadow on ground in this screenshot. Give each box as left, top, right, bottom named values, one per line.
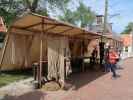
left=65, top=67, right=107, bottom=90
left=0, top=69, right=32, bottom=87
left=3, top=91, right=46, bottom=100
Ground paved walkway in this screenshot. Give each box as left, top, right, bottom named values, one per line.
left=62, top=58, right=132, bottom=100
left=5, top=58, right=133, bottom=100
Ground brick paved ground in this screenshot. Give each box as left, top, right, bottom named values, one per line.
left=62, top=58, right=133, bottom=100
left=7, top=58, right=133, bottom=100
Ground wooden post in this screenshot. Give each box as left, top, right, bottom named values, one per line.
left=39, top=32, right=43, bottom=88
left=38, top=18, right=45, bottom=88
left=0, top=33, right=10, bottom=70
left=81, top=40, right=85, bottom=72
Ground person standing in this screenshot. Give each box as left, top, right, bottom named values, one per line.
left=91, top=47, right=98, bottom=64
left=90, top=47, right=98, bottom=70
left=104, top=45, right=110, bottom=72
left=108, top=47, right=120, bottom=78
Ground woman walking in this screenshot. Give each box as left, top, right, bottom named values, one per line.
left=108, top=47, right=120, bottom=78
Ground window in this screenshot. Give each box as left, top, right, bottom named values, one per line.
left=96, top=16, right=103, bottom=24
left=125, top=46, right=128, bottom=52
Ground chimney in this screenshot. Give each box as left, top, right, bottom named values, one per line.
left=96, top=15, right=104, bottom=25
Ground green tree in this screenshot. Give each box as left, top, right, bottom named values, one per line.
left=58, top=9, right=77, bottom=25
left=121, top=22, right=133, bottom=34
left=58, top=1, right=95, bottom=28
left=0, top=0, right=72, bottom=43
left=0, top=0, right=21, bottom=26
left=75, top=2, right=95, bottom=27
left=0, top=0, right=72, bottom=26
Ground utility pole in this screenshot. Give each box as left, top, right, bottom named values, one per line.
left=102, top=0, right=108, bottom=41
left=99, top=0, right=108, bottom=65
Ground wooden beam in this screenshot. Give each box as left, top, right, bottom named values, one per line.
left=43, top=25, right=57, bottom=33
left=22, top=22, right=42, bottom=29
left=0, top=33, right=10, bottom=70
left=11, top=32, right=33, bottom=36
left=11, top=25, right=58, bottom=35
left=11, top=26, right=68, bottom=37
left=76, top=33, right=99, bottom=37
left=11, top=26, right=42, bottom=33
left=74, top=34, right=100, bottom=39
left=42, top=22, right=72, bottom=27
left=11, top=28, right=34, bottom=35
left=10, top=27, right=66, bottom=38
left=57, top=27, right=74, bottom=34
left=12, top=22, right=72, bottom=30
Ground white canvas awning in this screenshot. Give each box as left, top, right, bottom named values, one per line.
left=9, top=13, right=101, bottom=39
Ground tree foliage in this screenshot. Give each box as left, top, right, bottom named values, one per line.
left=74, top=2, right=95, bottom=27
left=121, top=22, right=133, bottom=34
left=58, top=9, right=77, bottom=25
left=58, top=1, right=95, bottom=28
left=0, top=0, right=71, bottom=26
left=0, top=0, right=71, bottom=42
left=0, top=0, right=95, bottom=28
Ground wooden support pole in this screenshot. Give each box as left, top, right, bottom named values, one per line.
left=0, top=33, right=10, bottom=70
left=38, top=18, right=45, bottom=88
left=39, top=32, right=43, bottom=88
left=81, top=40, right=85, bottom=72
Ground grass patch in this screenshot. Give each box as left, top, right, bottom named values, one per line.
left=0, top=69, right=33, bottom=87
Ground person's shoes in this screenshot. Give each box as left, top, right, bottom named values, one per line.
left=112, top=74, right=120, bottom=78
left=104, top=69, right=110, bottom=73
left=116, top=67, right=124, bottom=70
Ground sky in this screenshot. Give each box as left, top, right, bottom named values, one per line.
left=49, top=0, right=133, bottom=34
left=81, top=0, right=133, bottom=34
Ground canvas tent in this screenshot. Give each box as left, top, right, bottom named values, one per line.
left=0, top=13, right=100, bottom=69
left=0, top=13, right=101, bottom=86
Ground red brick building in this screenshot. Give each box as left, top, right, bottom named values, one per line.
left=121, top=34, right=132, bottom=52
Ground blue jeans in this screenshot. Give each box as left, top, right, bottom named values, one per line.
left=110, top=63, right=117, bottom=77
left=104, top=62, right=110, bottom=72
